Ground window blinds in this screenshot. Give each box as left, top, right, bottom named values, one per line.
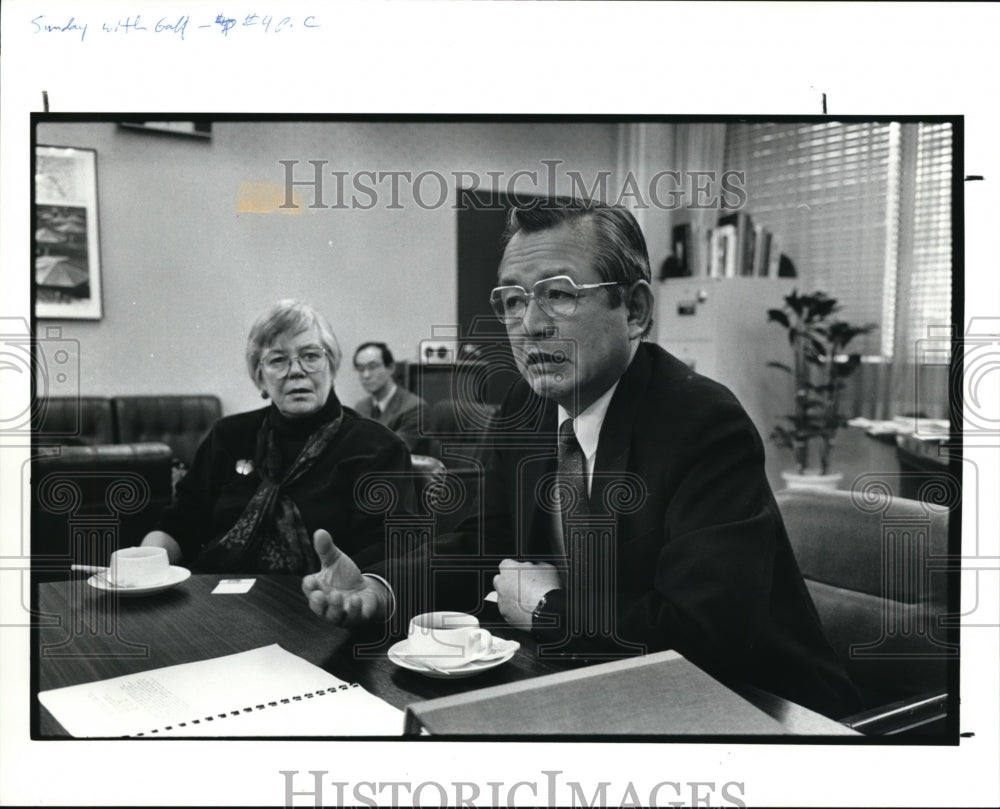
left=723, top=121, right=953, bottom=360
left=900, top=123, right=953, bottom=361
left=723, top=122, right=901, bottom=358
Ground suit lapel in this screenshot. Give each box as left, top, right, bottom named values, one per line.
left=516, top=397, right=559, bottom=557
left=379, top=386, right=410, bottom=424
left=509, top=347, right=652, bottom=554
left=591, top=345, right=652, bottom=517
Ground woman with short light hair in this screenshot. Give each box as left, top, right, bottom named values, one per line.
left=141, top=299, right=411, bottom=623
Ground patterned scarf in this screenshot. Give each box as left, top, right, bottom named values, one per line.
left=193, top=408, right=343, bottom=574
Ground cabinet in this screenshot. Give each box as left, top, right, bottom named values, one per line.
left=404, top=361, right=518, bottom=409
left=656, top=278, right=797, bottom=439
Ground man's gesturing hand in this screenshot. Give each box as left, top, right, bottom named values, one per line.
left=302, top=529, right=387, bottom=626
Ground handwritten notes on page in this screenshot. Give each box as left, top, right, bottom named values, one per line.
left=29, top=11, right=322, bottom=43
left=38, top=644, right=404, bottom=737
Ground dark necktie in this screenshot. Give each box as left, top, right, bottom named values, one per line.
left=371, top=403, right=381, bottom=419
left=556, top=418, right=593, bottom=637
left=557, top=418, right=590, bottom=555
left=551, top=418, right=644, bottom=655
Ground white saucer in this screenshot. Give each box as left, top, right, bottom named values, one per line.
left=388, top=637, right=520, bottom=678
left=86, top=566, right=191, bottom=597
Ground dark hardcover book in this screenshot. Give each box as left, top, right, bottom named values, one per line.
left=711, top=224, right=737, bottom=278
left=403, top=650, right=791, bottom=735
left=753, top=225, right=771, bottom=277
left=718, top=211, right=755, bottom=277
left=671, top=222, right=693, bottom=277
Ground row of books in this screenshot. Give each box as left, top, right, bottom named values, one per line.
left=708, top=212, right=782, bottom=278
left=669, top=214, right=785, bottom=279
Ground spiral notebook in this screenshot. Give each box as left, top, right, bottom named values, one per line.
left=38, top=644, right=404, bottom=738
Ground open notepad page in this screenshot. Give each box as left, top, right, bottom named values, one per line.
left=39, top=644, right=404, bottom=737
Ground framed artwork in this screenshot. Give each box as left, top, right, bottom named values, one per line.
left=119, top=121, right=213, bottom=139
left=34, top=145, right=103, bottom=320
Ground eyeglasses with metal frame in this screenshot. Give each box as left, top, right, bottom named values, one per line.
left=489, top=275, right=621, bottom=324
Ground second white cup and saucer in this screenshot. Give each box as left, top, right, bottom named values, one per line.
left=388, top=611, right=520, bottom=678
left=81, top=547, right=191, bottom=597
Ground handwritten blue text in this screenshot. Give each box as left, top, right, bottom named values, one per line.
left=31, top=12, right=320, bottom=43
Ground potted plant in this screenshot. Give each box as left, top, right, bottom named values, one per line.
left=767, top=290, right=875, bottom=490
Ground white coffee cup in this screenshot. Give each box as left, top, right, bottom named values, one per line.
left=108, top=547, right=170, bottom=587
left=405, top=611, right=493, bottom=669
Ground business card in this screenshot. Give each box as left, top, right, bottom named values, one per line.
left=212, top=578, right=256, bottom=594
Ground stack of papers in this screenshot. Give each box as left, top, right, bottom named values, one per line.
left=847, top=417, right=950, bottom=440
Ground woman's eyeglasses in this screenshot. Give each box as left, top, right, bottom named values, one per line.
left=261, top=348, right=329, bottom=377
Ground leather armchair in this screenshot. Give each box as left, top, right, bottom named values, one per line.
left=426, top=399, right=498, bottom=452
left=775, top=488, right=954, bottom=735
left=416, top=401, right=498, bottom=531
left=111, top=395, right=222, bottom=468
left=32, top=443, right=174, bottom=578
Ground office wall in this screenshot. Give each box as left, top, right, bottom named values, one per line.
left=38, top=121, right=657, bottom=415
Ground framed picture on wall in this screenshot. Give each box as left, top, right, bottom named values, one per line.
left=119, top=121, right=213, bottom=139
left=34, top=145, right=103, bottom=320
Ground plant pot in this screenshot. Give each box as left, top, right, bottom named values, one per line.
left=780, top=470, right=844, bottom=491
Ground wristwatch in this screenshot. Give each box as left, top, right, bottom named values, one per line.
left=531, top=590, right=559, bottom=628
left=531, top=593, right=549, bottom=624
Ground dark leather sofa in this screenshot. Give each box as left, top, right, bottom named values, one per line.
left=35, top=395, right=116, bottom=445
left=32, top=395, right=221, bottom=578
left=111, top=395, right=222, bottom=468
left=33, top=443, right=175, bottom=576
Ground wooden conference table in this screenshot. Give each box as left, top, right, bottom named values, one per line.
left=34, top=574, right=856, bottom=738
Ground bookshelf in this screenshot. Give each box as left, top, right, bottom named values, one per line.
left=671, top=213, right=785, bottom=281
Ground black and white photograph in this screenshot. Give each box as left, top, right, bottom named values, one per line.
left=2, top=3, right=998, bottom=808
left=34, top=145, right=103, bottom=320
left=22, top=110, right=967, bottom=773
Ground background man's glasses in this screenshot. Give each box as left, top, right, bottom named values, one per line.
left=262, top=348, right=328, bottom=377
left=490, top=275, right=621, bottom=324
left=355, top=361, right=385, bottom=375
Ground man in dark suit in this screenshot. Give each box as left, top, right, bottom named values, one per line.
left=352, top=342, right=427, bottom=453
left=308, top=199, right=859, bottom=719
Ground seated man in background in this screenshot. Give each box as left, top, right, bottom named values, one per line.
left=352, top=342, right=428, bottom=453
left=309, top=200, right=860, bottom=720
left=142, top=299, right=410, bottom=612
